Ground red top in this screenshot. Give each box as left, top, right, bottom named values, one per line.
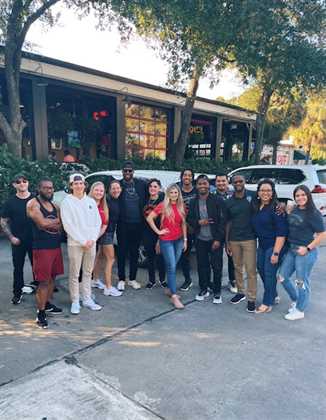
left=153, top=202, right=184, bottom=241
left=98, top=204, right=108, bottom=225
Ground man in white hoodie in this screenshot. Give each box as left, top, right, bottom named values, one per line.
left=60, top=173, right=102, bottom=314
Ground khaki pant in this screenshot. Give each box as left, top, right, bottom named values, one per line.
left=67, top=245, right=96, bottom=303
left=230, top=240, right=257, bottom=301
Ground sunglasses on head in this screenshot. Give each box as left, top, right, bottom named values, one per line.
left=14, top=179, right=28, bottom=184
left=123, top=168, right=133, bottom=173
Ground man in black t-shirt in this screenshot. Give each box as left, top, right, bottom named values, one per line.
left=117, top=161, right=148, bottom=291
left=225, top=175, right=257, bottom=313
left=1, top=174, right=34, bottom=304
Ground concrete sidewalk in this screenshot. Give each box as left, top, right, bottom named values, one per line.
left=1, top=238, right=326, bottom=419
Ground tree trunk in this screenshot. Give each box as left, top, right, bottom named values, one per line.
left=172, top=68, right=200, bottom=166
left=254, top=86, right=273, bottom=164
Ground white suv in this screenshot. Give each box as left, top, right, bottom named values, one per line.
left=229, top=165, right=326, bottom=216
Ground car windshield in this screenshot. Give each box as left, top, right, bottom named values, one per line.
left=317, top=170, right=326, bottom=184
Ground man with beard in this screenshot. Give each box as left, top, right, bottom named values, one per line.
left=117, top=161, right=148, bottom=291
left=225, top=175, right=257, bottom=312
left=177, top=168, right=197, bottom=291
left=187, top=175, right=225, bottom=303
left=27, top=178, right=64, bottom=328
left=1, top=174, right=34, bottom=304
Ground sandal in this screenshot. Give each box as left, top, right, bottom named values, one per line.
left=255, top=304, right=272, bottom=313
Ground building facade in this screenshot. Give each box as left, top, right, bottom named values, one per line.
left=0, top=51, right=256, bottom=162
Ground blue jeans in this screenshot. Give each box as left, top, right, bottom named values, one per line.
left=159, top=239, right=184, bottom=295
left=278, top=247, right=318, bottom=312
left=257, top=246, right=279, bottom=306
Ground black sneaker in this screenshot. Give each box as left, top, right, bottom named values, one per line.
left=195, top=289, right=210, bottom=301
left=159, top=280, right=168, bottom=288
left=230, top=293, right=246, bottom=304
left=180, top=280, right=193, bottom=291
left=11, top=295, right=22, bottom=305
left=36, top=311, right=48, bottom=329
left=45, top=302, right=63, bottom=314
left=146, top=281, right=156, bottom=289
left=247, top=301, right=256, bottom=313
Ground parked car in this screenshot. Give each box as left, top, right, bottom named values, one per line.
left=228, top=165, right=326, bottom=216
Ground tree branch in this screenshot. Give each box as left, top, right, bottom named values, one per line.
left=19, top=0, right=61, bottom=48
left=0, top=110, right=13, bottom=140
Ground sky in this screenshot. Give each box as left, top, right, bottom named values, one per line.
left=26, top=6, right=245, bottom=100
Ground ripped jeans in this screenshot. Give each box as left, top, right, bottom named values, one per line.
left=278, top=246, right=318, bottom=312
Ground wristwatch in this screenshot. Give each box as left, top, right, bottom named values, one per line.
left=273, top=252, right=279, bottom=256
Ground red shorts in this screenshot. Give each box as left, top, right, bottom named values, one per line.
left=33, top=248, right=64, bottom=281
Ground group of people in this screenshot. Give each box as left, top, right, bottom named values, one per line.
left=1, top=161, right=325, bottom=329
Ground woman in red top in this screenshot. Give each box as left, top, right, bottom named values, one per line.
left=89, top=182, right=122, bottom=297
left=147, top=184, right=187, bottom=309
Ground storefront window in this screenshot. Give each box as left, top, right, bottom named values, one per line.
left=125, top=103, right=167, bottom=159
left=47, top=86, right=116, bottom=160
left=188, top=116, right=215, bottom=158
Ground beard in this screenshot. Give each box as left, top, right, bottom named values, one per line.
left=39, top=192, right=53, bottom=202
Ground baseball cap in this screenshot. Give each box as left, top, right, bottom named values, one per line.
left=69, top=173, right=85, bottom=183
left=123, top=161, right=134, bottom=170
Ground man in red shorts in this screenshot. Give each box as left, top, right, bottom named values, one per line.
left=27, top=178, right=64, bottom=328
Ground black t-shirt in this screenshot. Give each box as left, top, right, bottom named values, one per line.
left=121, top=180, right=141, bottom=223
left=1, top=194, right=34, bottom=242
left=225, top=191, right=255, bottom=241
left=143, top=192, right=164, bottom=236
left=178, top=184, right=197, bottom=211
left=288, top=207, right=325, bottom=247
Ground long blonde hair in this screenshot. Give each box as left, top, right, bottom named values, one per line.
left=89, top=181, right=109, bottom=222
left=162, top=184, right=185, bottom=222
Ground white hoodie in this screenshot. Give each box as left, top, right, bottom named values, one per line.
left=60, top=194, right=101, bottom=246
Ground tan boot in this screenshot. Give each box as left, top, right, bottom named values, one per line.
left=170, top=294, right=184, bottom=309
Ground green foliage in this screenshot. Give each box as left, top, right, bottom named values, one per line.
left=0, top=145, right=69, bottom=209
left=224, top=84, right=306, bottom=146
left=287, top=90, right=326, bottom=160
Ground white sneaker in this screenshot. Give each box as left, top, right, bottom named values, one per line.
left=213, top=296, right=223, bottom=304
left=229, top=285, right=238, bottom=294
left=71, top=301, right=80, bottom=315
left=274, top=296, right=281, bottom=305
left=83, top=298, right=102, bottom=311
left=288, top=302, right=297, bottom=313
left=284, top=308, right=304, bottom=321
left=128, top=280, right=141, bottom=289
left=92, top=279, right=105, bottom=290
left=195, top=291, right=210, bottom=301
left=22, top=285, right=34, bottom=294
left=117, top=280, right=125, bottom=291
left=104, top=286, right=123, bottom=297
